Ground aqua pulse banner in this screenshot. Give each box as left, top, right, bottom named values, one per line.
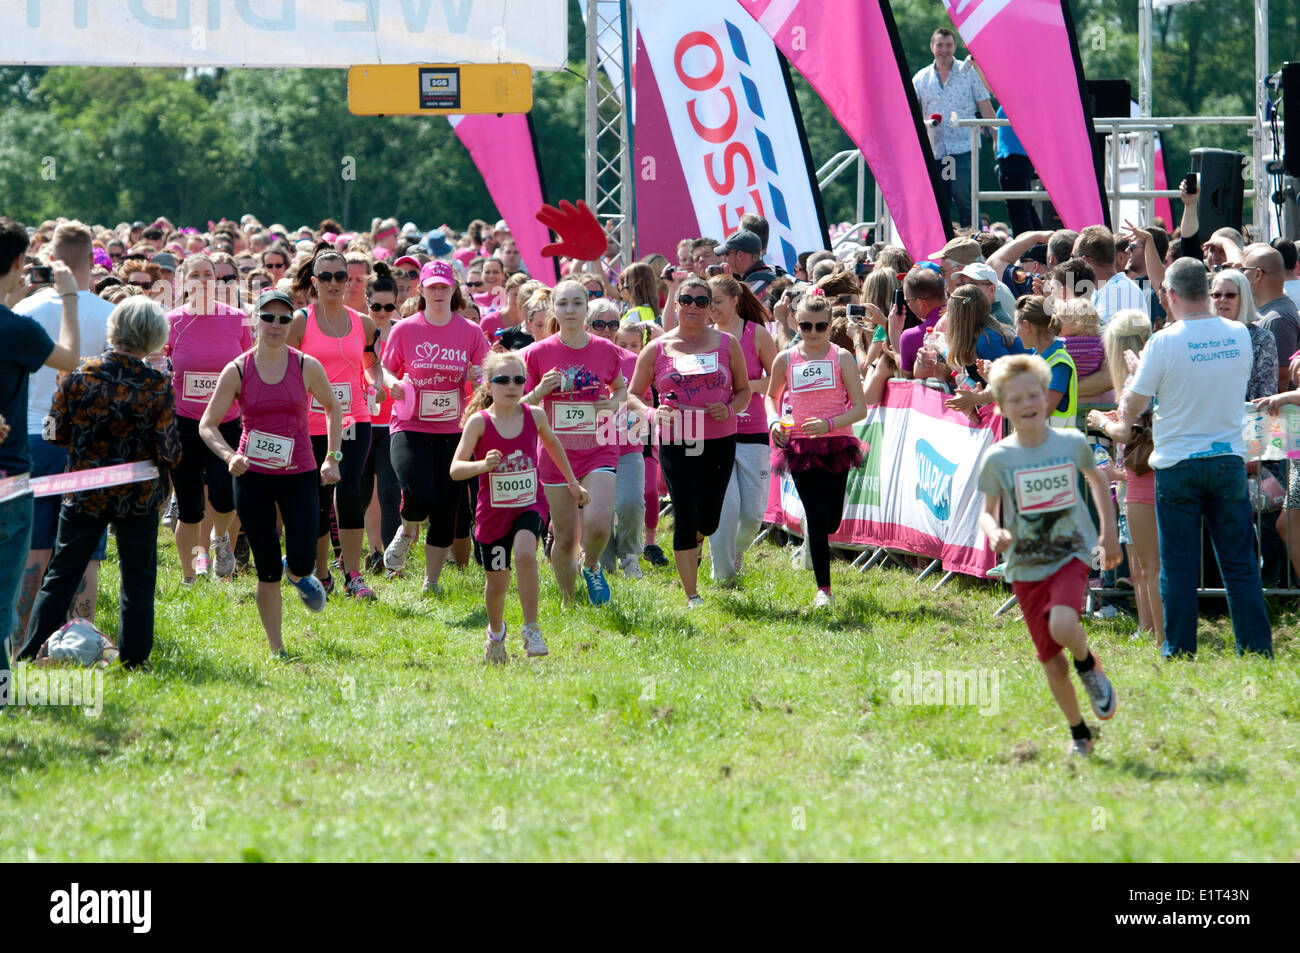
left=635, top=0, right=826, bottom=271
left=11, top=1, right=568, bottom=69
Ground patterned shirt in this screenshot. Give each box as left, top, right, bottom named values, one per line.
left=47, top=349, right=181, bottom=518
left=912, top=60, right=990, bottom=158
left=1245, top=322, right=1279, bottom=402
left=1091, top=272, right=1149, bottom=328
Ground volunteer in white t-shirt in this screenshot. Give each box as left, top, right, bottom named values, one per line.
left=14, top=222, right=115, bottom=637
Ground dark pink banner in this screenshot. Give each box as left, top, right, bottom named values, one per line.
left=738, top=0, right=951, bottom=258
left=944, top=0, right=1107, bottom=230
left=450, top=114, right=558, bottom=282
left=632, top=30, right=698, bottom=261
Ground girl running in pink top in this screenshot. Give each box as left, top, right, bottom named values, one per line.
left=451, top=352, right=589, bottom=663
left=766, top=292, right=869, bottom=609
left=521, top=279, right=627, bottom=606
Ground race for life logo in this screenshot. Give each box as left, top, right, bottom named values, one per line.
left=915, top=438, right=958, bottom=521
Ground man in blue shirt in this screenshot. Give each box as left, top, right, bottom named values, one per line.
left=994, top=105, right=1044, bottom=236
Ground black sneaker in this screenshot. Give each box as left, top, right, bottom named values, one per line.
left=364, top=550, right=384, bottom=575
left=233, top=532, right=250, bottom=572
left=642, top=544, right=670, bottom=567
left=1078, top=658, right=1117, bottom=721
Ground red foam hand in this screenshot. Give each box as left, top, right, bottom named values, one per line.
left=536, top=199, right=607, bottom=260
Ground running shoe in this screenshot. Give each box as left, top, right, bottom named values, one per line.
left=384, top=528, right=416, bottom=571
left=287, top=570, right=327, bottom=613
left=421, top=579, right=441, bottom=596
left=811, top=590, right=835, bottom=609
left=364, top=550, right=384, bottom=575
left=269, top=648, right=293, bottom=662
left=345, top=571, right=377, bottom=601
left=1078, top=658, right=1117, bottom=721
left=619, top=555, right=643, bottom=580
left=521, top=622, right=548, bottom=657
left=319, top=572, right=336, bottom=597
left=193, top=551, right=210, bottom=577
left=385, top=569, right=405, bottom=581
left=484, top=628, right=508, bottom=665
left=582, top=565, right=611, bottom=606
left=1068, top=738, right=1095, bottom=757
left=211, top=532, right=236, bottom=579
left=162, top=495, right=179, bottom=530
left=234, top=532, right=250, bottom=573
left=642, top=543, right=669, bottom=567
left=686, top=594, right=705, bottom=610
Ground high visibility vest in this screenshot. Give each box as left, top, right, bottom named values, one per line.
left=1044, top=343, right=1078, bottom=428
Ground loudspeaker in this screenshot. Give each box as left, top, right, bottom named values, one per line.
left=1190, top=148, right=1246, bottom=234
left=1085, top=80, right=1132, bottom=213
left=1283, top=62, right=1300, bottom=178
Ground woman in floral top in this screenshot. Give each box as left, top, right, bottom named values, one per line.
left=20, top=297, right=181, bottom=669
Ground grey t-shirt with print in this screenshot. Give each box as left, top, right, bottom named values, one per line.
left=977, top=428, right=1099, bottom=582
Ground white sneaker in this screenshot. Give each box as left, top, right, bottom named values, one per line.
left=484, top=628, right=508, bottom=665
left=812, top=590, right=834, bottom=609
left=211, top=532, right=236, bottom=579
left=619, top=555, right=643, bottom=579
left=193, top=552, right=210, bottom=577
left=521, top=622, right=548, bottom=657
left=687, top=594, right=705, bottom=610
left=384, top=528, right=416, bottom=571
left=421, top=579, right=441, bottom=596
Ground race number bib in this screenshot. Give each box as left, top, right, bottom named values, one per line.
left=419, top=389, right=460, bottom=422
left=182, top=371, right=220, bottom=402
left=246, top=430, right=294, bottom=469
left=310, top=382, right=353, bottom=413
left=1014, top=462, right=1078, bottom=513
left=552, top=401, right=597, bottom=435
left=489, top=468, right=538, bottom=507
left=789, top=360, right=835, bottom=392
left=674, top=352, right=718, bottom=375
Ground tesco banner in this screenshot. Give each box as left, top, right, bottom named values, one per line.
left=635, top=0, right=826, bottom=271
left=11, top=1, right=568, bottom=70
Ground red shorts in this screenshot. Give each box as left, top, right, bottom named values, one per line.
left=1011, top=558, right=1091, bottom=662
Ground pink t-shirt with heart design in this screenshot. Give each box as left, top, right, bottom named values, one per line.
left=382, top=312, right=489, bottom=435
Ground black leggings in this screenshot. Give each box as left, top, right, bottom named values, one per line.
left=311, top=422, right=371, bottom=535
left=174, top=416, right=240, bottom=523
left=361, top=424, right=402, bottom=547
left=389, top=430, right=469, bottom=548
left=659, top=436, right=736, bottom=552
left=233, top=470, right=320, bottom=583
left=791, top=466, right=850, bottom=588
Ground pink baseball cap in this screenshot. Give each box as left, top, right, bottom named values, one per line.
left=420, top=260, right=455, bottom=287
left=393, top=255, right=420, bottom=271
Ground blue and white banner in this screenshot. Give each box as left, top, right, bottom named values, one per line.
left=635, top=0, right=826, bottom=271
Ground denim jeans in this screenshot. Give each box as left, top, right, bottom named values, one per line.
left=939, top=150, right=973, bottom=229
left=0, top=492, right=35, bottom=675
left=24, top=506, right=160, bottom=668
left=1154, top=456, right=1273, bottom=658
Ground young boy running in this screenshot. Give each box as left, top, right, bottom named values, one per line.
left=977, top=354, right=1120, bottom=756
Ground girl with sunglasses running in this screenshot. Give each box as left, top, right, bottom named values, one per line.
left=451, top=351, right=590, bottom=663
left=287, top=246, right=381, bottom=601
left=361, top=262, right=402, bottom=574
left=766, top=292, right=869, bottom=609
left=627, top=276, right=750, bottom=607
left=521, top=279, right=628, bottom=606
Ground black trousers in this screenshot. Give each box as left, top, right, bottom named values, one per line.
left=659, top=436, right=736, bottom=552
left=361, top=424, right=402, bottom=548
left=234, top=470, right=320, bottom=583
left=791, top=467, right=850, bottom=589
left=996, top=153, right=1043, bottom=236
left=389, top=430, right=470, bottom=548
left=311, top=422, right=371, bottom=533
left=174, top=416, right=240, bottom=523
left=24, top=507, right=159, bottom=668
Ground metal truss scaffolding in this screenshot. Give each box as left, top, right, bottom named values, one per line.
left=584, top=0, right=634, bottom=268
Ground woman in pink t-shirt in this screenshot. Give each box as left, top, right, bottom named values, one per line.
left=379, top=260, right=489, bottom=593
left=521, top=279, right=627, bottom=606
left=626, top=276, right=751, bottom=607
left=766, top=292, right=869, bottom=609
left=450, top=351, right=589, bottom=663
left=166, top=254, right=253, bottom=584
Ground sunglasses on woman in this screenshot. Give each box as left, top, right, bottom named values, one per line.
left=369, top=301, right=397, bottom=312
left=128, top=280, right=153, bottom=290
left=587, top=319, right=618, bottom=331
left=586, top=288, right=604, bottom=299
left=259, top=311, right=294, bottom=324
left=464, top=279, right=484, bottom=288
left=677, top=293, right=711, bottom=308
left=216, top=274, right=238, bottom=284
left=314, top=270, right=349, bottom=283
left=265, top=260, right=286, bottom=271
left=490, top=374, right=527, bottom=386
left=1210, top=291, right=1239, bottom=299
left=799, top=321, right=830, bottom=333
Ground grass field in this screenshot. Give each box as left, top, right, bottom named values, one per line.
left=1, top=529, right=1297, bottom=862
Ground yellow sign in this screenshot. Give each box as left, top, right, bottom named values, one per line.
left=347, top=64, right=532, bottom=116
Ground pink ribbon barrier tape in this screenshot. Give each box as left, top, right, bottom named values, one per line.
left=29, top=461, right=161, bottom=499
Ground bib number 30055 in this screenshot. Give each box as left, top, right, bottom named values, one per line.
left=246, top=430, right=294, bottom=469
left=1014, top=462, right=1078, bottom=513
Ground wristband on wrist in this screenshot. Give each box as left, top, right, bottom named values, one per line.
left=825, top=417, right=834, bottom=432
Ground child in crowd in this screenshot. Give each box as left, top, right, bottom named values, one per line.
left=1056, top=298, right=1112, bottom=403
left=977, top=354, right=1121, bottom=756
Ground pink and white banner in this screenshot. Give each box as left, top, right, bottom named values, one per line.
left=737, top=0, right=951, bottom=259
left=633, top=30, right=699, bottom=262
left=635, top=0, right=827, bottom=271
left=765, top=381, right=1002, bottom=579
left=449, top=114, right=558, bottom=283
left=942, top=0, right=1108, bottom=230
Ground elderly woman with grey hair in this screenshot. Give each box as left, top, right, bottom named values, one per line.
left=20, top=297, right=181, bottom=670
left=1211, top=268, right=1277, bottom=401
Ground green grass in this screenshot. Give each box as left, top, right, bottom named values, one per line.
left=2, top=530, right=1298, bottom=862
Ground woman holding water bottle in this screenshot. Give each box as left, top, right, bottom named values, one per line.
left=765, top=291, right=869, bottom=609
left=200, top=289, right=343, bottom=660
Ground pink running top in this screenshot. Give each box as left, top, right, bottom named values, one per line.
left=732, top=320, right=767, bottom=436
left=787, top=343, right=851, bottom=439
left=236, top=348, right=317, bottom=475
left=300, top=304, right=371, bottom=435
left=522, top=333, right=625, bottom=482
left=473, top=407, right=548, bottom=543
left=166, top=302, right=252, bottom=422
left=652, top=332, right=737, bottom=441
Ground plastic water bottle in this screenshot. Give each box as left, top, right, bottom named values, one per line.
left=1092, top=443, right=1110, bottom=470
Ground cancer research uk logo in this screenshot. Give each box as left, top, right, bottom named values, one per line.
left=914, top=439, right=959, bottom=521
left=50, top=883, right=151, bottom=933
